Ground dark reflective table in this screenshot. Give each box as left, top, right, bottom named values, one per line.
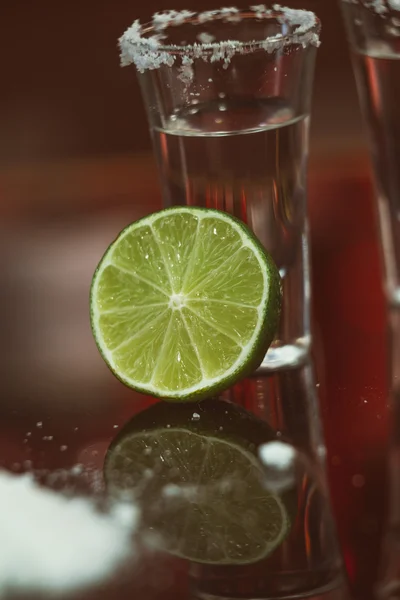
left=0, top=151, right=388, bottom=600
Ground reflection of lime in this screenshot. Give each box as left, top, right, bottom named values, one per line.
left=104, top=400, right=293, bottom=565
left=90, top=207, right=281, bottom=401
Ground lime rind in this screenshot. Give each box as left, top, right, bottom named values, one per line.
left=90, top=207, right=282, bottom=401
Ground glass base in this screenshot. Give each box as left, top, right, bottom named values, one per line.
left=191, top=576, right=349, bottom=600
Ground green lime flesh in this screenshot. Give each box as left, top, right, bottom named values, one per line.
left=90, top=207, right=282, bottom=401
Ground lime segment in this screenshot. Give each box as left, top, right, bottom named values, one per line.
left=90, top=207, right=282, bottom=400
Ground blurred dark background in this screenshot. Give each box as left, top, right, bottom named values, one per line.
left=0, top=0, right=363, bottom=163
left=0, top=2, right=389, bottom=600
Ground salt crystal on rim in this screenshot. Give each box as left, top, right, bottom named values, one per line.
left=153, top=9, right=196, bottom=30
left=118, top=5, right=320, bottom=73
left=273, top=4, right=316, bottom=33
left=344, top=0, right=400, bottom=13
left=198, top=9, right=221, bottom=23
left=370, top=0, right=389, bottom=13
left=366, top=0, right=400, bottom=14
left=221, top=7, right=242, bottom=22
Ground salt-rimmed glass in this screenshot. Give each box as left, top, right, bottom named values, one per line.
left=115, top=7, right=351, bottom=600
left=120, top=5, right=319, bottom=372
left=340, top=2, right=400, bottom=599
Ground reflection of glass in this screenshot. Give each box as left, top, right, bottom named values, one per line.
left=105, top=373, right=348, bottom=600
left=120, top=6, right=319, bottom=371
left=340, top=3, right=400, bottom=598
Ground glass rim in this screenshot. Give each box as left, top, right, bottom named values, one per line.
left=119, top=5, right=321, bottom=72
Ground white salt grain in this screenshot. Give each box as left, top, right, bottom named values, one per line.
left=70, top=464, right=84, bottom=476
left=0, top=470, right=138, bottom=595
left=371, top=0, right=389, bottom=13
left=346, top=0, right=390, bottom=14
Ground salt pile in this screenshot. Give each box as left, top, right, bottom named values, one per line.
left=0, top=470, right=138, bottom=596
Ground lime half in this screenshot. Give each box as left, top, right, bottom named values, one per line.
left=90, top=207, right=281, bottom=401
left=104, top=400, right=292, bottom=565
